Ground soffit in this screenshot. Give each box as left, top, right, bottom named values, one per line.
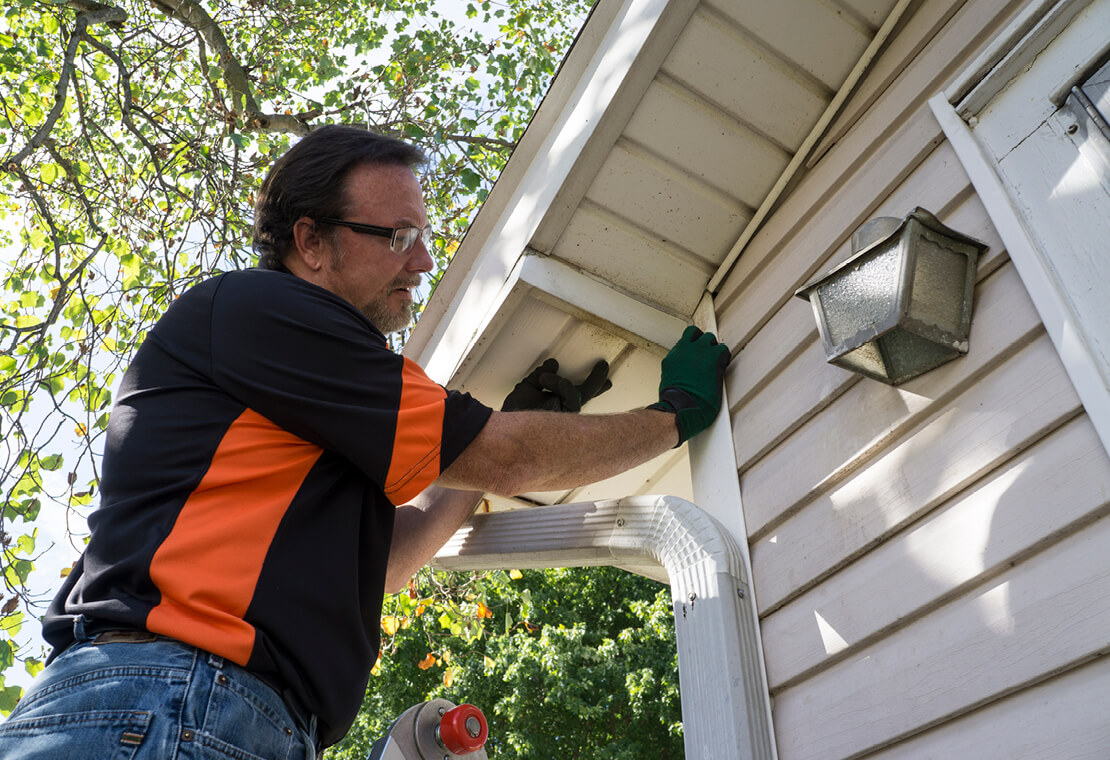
left=408, top=0, right=905, bottom=511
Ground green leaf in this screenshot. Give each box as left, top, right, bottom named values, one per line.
left=16, top=532, right=35, bottom=554
left=39, top=162, right=61, bottom=183
left=0, top=683, right=22, bottom=717
left=38, top=375, right=64, bottom=396
left=459, top=168, right=482, bottom=191
left=1, top=610, right=25, bottom=634
left=24, top=657, right=44, bottom=678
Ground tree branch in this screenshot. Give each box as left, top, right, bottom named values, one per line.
left=5, top=5, right=128, bottom=168
left=149, top=0, right=311, bottom=136
left=0, top=161, right=106, bottom=349
left=444, top=133, right=517, bottom=150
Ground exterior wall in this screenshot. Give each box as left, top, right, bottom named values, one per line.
left=713, top=0, right=1110, bottom=757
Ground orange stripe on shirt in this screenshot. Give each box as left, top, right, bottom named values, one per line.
left=146, top=409, right=323, bottom=665
left=384, top=358, right=447, bottom=505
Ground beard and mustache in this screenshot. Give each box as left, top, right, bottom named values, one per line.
left=329, top=242, right=422, bottom=335
left=360, top=276, right=421, bottom=335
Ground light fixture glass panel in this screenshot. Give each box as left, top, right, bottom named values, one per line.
left=818, top=241, right=901, bottom=346
left=835, top=341, right=887, bottom=378
left=906, top=232, right=971, bottom=334
left=879, top=329, right=959, bottom=384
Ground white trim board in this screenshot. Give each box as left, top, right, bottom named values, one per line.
left=927, top=0, right=1110, bottom=458
left=443, top=253, right=690, bottom=392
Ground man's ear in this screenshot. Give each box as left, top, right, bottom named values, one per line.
left=290, top=216, right=329, bottom=272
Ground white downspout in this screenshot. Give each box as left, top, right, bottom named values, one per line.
left=432, top=495, right=775, bottom=760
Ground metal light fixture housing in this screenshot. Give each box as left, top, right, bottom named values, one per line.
left=795, top=207, right=987, bottom=386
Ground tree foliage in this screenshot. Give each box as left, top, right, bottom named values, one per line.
left=329, top=566, right=683, bottom=760
left=0, top=0, right=593, bottom=711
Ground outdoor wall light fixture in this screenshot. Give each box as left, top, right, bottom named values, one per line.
left=795, top=207, right=987, bottom=386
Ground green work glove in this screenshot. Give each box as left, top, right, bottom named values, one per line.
left=648, top=326, right=731, bottom=444
left=501, top=358, right=613, bottom=412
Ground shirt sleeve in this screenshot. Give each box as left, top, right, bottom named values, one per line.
left=200, top=270, right=491, bottom=501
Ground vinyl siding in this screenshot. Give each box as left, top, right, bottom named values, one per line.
left=713, top=0, right=1110, bottom=756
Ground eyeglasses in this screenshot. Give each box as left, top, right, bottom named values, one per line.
left=314, top=217, right=432, bottom=254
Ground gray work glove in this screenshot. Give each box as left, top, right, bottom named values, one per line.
left=501, top=358, right=612, bottom=412
left=648, top=326, right=731, bottom=444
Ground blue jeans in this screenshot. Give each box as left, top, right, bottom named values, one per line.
left=0, top=625, right=318, bottom=760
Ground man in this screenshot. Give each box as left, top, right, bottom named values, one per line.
left=0, top=126, right=729, bottom=758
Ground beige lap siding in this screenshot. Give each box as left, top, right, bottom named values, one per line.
left=713, top=0, right=1110, bottom=756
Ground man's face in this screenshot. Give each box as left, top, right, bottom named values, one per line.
left=319, top=163, right=434, bottom=334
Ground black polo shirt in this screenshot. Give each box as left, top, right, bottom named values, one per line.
left=43, top=269, right=492, bottom=746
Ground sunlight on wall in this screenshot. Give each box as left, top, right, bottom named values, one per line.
left=976, top=579, right=1016, bottom=636
left=902, top=462, right=1026, bottom=585
left=813, top=609, right=849, bottom=655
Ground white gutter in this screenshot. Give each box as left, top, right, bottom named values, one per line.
left=433, top=495, right=776, bottom=760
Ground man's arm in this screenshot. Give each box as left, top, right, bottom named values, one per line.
left=385, top=407, right=675, bottom=592
left=386, top=485, right=484, bottom=592
left=386, top=326, right=730, bottom=589
left=436, top=406, right=678, bottom=495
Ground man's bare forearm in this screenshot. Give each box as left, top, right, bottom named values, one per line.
left=437, top=407, right=679, bottom=496
left=386, top=485, right=484, bottom=592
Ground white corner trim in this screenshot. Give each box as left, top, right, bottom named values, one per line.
left=433, top=495, right=776, bottom=760
left=929, top=94, right=1110, bottom=457
left=689, top=293, right=780, bottom=759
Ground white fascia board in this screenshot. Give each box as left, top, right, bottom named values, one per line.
left=517, top=254, right=689, bottom=351
left=408, top=0, right=699, bottom=385
left=433, top=495, right=776, bottom=760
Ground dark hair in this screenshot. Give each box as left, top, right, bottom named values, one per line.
left=253, top=125, right=426, bottom=270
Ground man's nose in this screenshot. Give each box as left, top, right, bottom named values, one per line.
left=407, top=238, right=435, bottom=273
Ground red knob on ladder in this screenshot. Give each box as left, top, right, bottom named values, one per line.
left=438, top=703, right=488, bottom=755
